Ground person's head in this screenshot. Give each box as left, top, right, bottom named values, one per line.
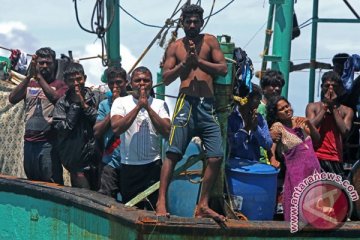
left=266, top=96, right=293, bottom=127
left=63, top=62, right=87, bottom=93
left=105, top=65, right=127, bottom=97
left=260, top=70, right=285, bottom=102
left=332, top=53, right=349, bottom=76
left=320, top=71, right=343, bottom=100
left=130, top=66, right=152, bottom=98
left=181, top=4, right=204, bottom=38
left=35, top=47, right=56, bottom=82
left=238, top=84, right=262, bottom=113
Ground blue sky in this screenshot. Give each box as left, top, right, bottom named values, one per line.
left=1, top=0, right=359, bottom=115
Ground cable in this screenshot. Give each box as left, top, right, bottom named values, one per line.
left=74, top=0, right=96, bottom=34
left=119, top=5, right=163, bottom=28
left=243, top=21, right=268, bottom=48
left=73, top=0, right=115, bottom=66
left=201, top=0, right=216, bottom=31
left=204, top=0, right=235, bottom=19
left=298, top=17, right=312, bottom=28
left=299, top=21, right=312, bottom=29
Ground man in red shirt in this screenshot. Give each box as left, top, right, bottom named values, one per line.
left=306, top=71, right=353, bottom=177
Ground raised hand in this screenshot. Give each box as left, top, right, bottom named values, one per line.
left=112, top=86, right=120, bottom=102
left=138, top=86, right=148, bottom=109
left=185, top=40, right=198, bottom=69
left=323, top=88, right=337, bottom=110
left=27, top=55, right=37, bottom=79
left=250, top=109, right=258, bottom=130
left=294, top=117, right=310, bottom=128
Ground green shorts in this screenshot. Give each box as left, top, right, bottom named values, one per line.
left=167, top=93, right=223, bottom=159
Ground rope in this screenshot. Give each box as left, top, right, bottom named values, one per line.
left=73, top=0, right=115, bottom=67
left=128, top=0, right=185, bottom=73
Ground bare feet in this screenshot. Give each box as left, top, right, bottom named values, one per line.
left=195, top=205, right=226, bottom=223
left=156, top=202, right=170, bottom=217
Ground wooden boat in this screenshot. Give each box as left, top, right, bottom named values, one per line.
left=2, top=172, right=360, bottom=240
left=1, top=1, right=360, bottom=239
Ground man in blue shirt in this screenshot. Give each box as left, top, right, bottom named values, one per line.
left=228, top=85, right=272, bottom=163
left=94, top=66, right=127, bottom=198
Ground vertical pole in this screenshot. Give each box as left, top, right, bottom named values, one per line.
left=156, top=68, right=165, bottom=100
left=106, top=0, right=121, bottom=66
left=156, top=68, right=165, bottom=158
left=271, top=0, right=294, bottom=98
left=261, top=4, right=275, bottom=73
left=308, top=0, right=319, bottom=103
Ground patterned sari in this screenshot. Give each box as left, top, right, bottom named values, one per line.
left=272, top=121, right=321, bottom=221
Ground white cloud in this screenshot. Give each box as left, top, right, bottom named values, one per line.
left=77, top=42, right=140, bottom=86
left=0, top=21, right=27, bottom=35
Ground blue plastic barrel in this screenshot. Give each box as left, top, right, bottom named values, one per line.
left=226, top=159, right=279, bottom=220
left=167, top=142, right=203, bottom=217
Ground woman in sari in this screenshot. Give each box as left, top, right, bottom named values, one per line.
left=267, top=96, right=321, bottom=221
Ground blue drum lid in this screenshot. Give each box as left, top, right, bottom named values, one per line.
left=227, top=159, right=279, bottom=175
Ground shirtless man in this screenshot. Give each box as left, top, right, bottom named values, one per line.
left=156, top=4, right=227, bottom=221
left=306, top=71, right=353, bottom=177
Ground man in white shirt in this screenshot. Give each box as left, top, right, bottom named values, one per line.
left=111, top=66, right=171, bottom=209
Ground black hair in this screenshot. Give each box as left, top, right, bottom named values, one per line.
left=332, top=53, right=349, bottom=76
left=266, top=95, right=290, bottom=128
left=181, top=4, right=204, bottom=22
left=321, top=71, right=341, bottom=85
left=236, top=83, right=262, bottom=98
left=105, top=65, right=127, bottom=81
left=248, top=84, right=262, bottom=100
left=63, top=62, right=85, bottom=80
left=260, top=69, right=285, bottom=89
left=35, top=47, right=56, bottom=62
left=131, top=66, right=152, bottom=80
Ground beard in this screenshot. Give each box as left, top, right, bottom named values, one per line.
left=184, top=29, right=200, bottom=38
left=40, top=69, right=53, bottom=82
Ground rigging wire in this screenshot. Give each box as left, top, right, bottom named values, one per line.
left=201, top=0, right=216, bottom=31
left=242, top=3, right=284, bottom=49
left=299, top=21, right=312, bottom=29
left=298, top=17, right=312, bottom=28
left=128, top=0, right=185, bottom=73
left=204, top=0, right=235, bottom=19
left=73, top=0, right=115, bottom=66
left=119, top=4, right=163, bottom=28
left=243, top=21, right=268, bottom=49
left=74, top=0, right=96, bottom=34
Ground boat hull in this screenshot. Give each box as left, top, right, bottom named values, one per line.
left=1, top=175, right=360, bottom=239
